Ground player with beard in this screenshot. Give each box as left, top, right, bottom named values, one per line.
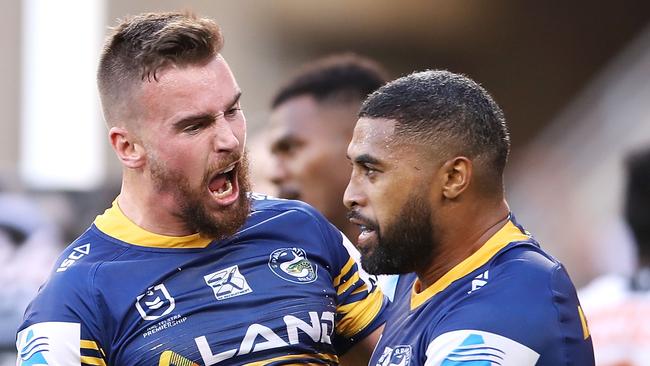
left=344, top=70, right=595, bottom=365
left=16, top=12, right=386, bottom=366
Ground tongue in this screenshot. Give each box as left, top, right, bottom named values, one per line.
left=209, top=174, right=228, bottom=192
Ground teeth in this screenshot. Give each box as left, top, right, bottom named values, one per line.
left=220, top=165, right=235, bottom=174
left=214, top=179, right=233, bottom=198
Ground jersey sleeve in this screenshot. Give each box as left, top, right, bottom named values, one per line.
left=327, top=230, right=387, bottom=353
left=422, top=249, right=594, bottom=366
left=16, top=245, right=107, bottom=366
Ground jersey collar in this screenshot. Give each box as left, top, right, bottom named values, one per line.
left=93, top=199, right=213, bottom=248
left=410, top=219, right=530, bottom=310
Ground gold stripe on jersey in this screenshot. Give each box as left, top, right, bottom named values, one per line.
left=159, top=350, right=199, bottom=366
left=80, top=356, right=107, bottom=366
left=337, top=272, right=360, bottom=295
left=333, top=257, right=355, bottom=287
left=578, top=305, right=591, bottom=340
left=411, top=220, right=530, bottom=310
left=351, top=282, right=369, bottom=296
left=243, top=352, right=338, bottom=366
left=80, top=340, right=99, bottom=350
left=336, top=287, right=384, bottom=337
left=94, top=199, right=212, bottom=248
left=80, top=340, right=106, bottom=364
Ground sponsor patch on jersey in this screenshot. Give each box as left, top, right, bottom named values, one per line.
left=16, top=322, right=80, bottom=366
left=135, top=283, right=176, bottom=321
left=425, top=329, right=540, bottom=365
left=56, top=243, right=90, bottom=272
left=204, top=265, right=252, bottom=300
left=376, top=345, right=412, bottom=366
left=467, top=270, right=489, bottom=294
left=268, top=247, right=318, bottom=284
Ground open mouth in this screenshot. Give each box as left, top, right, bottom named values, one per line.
left=348, top=213, right=378, bottom=247
left=208, top=162, right=240, bottom=205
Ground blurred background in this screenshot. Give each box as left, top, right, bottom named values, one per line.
left=1, top=0, right=649, bottom=358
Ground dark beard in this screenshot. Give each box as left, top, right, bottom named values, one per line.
left=150, top=152, right=252, bottom=241
left=358, top=191, right=436, bottom=275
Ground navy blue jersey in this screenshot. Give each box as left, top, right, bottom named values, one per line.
left=17, top=194, right=386, bottom=365
left=370, top=217, right=594, bottom=366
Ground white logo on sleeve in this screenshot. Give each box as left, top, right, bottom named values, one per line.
left=56, top=243, right=90, bottom=272
left=16, top=322, right=80, bottom=366
left=468, top=270, right=489, bottom=294
left=204, top=265, right=252, bottom=300
left=424, top=330, right=539, bottom=366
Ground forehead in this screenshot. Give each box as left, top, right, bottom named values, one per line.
left=137, top=55, right=240, bottom=120
left=348, top=117, right=396, bottom=154
left=348, top=117, right=430, bottom=165
left=270, top=95, right=357, bottom=140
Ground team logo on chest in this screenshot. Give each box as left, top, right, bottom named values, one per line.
left=376, top=345, right=412, bottom=366
left=268, top=247, right=318, bottom=284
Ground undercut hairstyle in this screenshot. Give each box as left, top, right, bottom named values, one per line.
left=271, top=53, right=389, bottom=109
left=360, top=70, right=511, bottom=178
left=97, top=12, right=223, bottom=125
left=624, top=146, right=650, bottom=259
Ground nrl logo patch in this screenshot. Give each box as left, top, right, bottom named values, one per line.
left=268, top=247, right=318, bottom=284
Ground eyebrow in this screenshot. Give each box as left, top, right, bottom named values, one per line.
left=172, top=91, right=242, bottom=130
left=225, top=91, right=242, bottom=111
left=352, top=153, right=381, bottom=166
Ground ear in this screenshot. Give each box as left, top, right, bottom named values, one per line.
left=439, top=157, right=472, bottom=200
left=108, top=126, right=146, bottom=169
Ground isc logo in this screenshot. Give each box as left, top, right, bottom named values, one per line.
left=56, top=243, right=90, bottom=272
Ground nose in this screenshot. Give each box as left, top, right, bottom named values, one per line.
left=343, top=177, right=365, bottom=209
left=213, top=120, right=241, bottom=153
left=268, top=156, right=289, bottom=186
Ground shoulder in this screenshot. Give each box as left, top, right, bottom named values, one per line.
left=248, top=194, right=339, bottom=239
left=21, top=229, right=125, bottom=328
left=250, top=193, right=327, bottom=221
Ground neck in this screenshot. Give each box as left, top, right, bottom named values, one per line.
left=118, top=173, right=195, bottom=236
left=415, top=198, right=510, bottom=290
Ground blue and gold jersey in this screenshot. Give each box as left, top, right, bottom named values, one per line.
left=370, top=217, right=594, bottom=366
left=17, top=194, right=386, bottom=365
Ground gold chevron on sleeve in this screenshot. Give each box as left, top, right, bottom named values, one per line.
left=336, top=288, right=384, bottom=337
left=158, top=350, right=199, bottom=366
left=80, top=356, right=107, bottom=366
left=333, top=257, right=355, bottom=287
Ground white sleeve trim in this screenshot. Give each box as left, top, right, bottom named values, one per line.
left=340, top=232, right=377, bottom=291
left=424, top=329, right=540, bottom=366
left=16, top=322, right=81, bottom=365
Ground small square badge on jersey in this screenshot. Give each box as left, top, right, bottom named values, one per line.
left=204, top=265, right=252, bottom=300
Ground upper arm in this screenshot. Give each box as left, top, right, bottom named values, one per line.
left=16, top=265, right=106, bottom=366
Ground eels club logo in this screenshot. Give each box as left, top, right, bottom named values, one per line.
left=268, top=247, right=318, bottom=284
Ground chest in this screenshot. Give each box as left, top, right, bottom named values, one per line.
left=97, top=243, right=339, bottom=365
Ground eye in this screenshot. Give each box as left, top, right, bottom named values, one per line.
left=182, top=123, right=203, bottom=134
left=363, top=165, right=378, bottom=177
left=224, top=107, right=242, bottom=119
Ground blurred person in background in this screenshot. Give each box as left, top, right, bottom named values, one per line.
left=344, top=70, right=595, bottom=365
left=16, top=12, right=387, bottom=366
left=268, top=53, right=389, bottom=244
left=267, top=54, right=402, bottom=299
left=580, top=146, right=650, bottom=366
left=0, top=194, right=62, bottom=364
